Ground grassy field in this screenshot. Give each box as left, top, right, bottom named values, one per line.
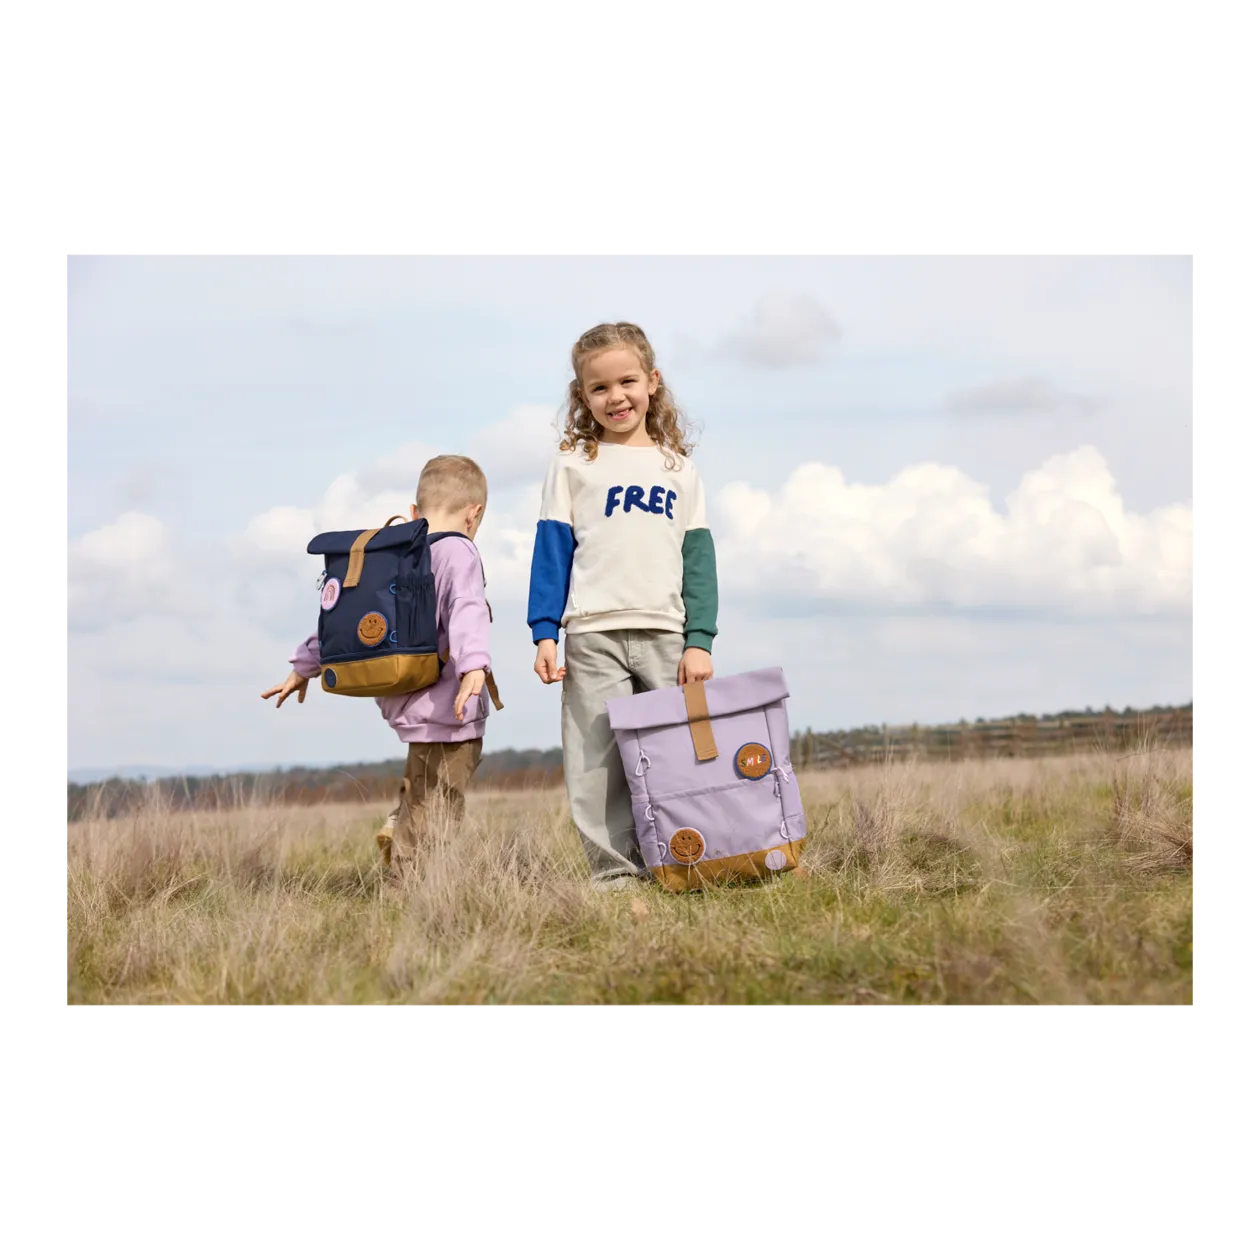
left=67, top=747, right=1192, bottom=1004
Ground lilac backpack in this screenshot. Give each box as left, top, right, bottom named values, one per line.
left=606, top=668, right=807, bottom=891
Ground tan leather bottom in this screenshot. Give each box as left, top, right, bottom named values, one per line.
left=648, top=839, right=806, bottom=892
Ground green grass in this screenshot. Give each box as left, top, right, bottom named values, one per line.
left=67, top=748, right=1192, bottom=1004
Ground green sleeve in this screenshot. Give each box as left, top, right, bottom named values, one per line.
left=681, top=527, right=718, bottom=651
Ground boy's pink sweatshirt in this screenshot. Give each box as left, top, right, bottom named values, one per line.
left=290, top=533, right=492, bottom=743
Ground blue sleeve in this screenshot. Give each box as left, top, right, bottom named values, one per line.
left=527, top=519, right=576, bottom=643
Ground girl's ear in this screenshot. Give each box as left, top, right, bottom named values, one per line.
left=648, top=369, right=660, bottom=395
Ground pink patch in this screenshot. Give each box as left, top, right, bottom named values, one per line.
left=320, top=576, right=341, bottom=611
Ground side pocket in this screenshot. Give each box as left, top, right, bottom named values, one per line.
left=416, top=573, right=436, bottom=648
left=394, top=577, right=414, bottom=649
left=399, top=574, right=436, bottom=649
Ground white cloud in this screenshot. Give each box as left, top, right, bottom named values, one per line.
left=345, top=442, right=436, bottom=503
left=716, top=446, right=1190, bottom=617
left=71, top=510, right=167, bottom=567
left=946, top=376, right=1098, bottom=419
left=73, top=444, right=1192, bottom=643
left=69, top=436, right=1193, bottom=771
left=69, top=613, right=401, bottom=773
left=68, top=595, right=1194, bottom=771
left=65, top=258, right=1192, bottom=771
left=242, top=505, right=317, bottom=555
left=68, top=511, right=183, bottom=630
left=230, top=451, right=434, bottom=637
left=717, top=293, right=842, bottom=367
left=468, top=404, right=561, bottom=489
left=239, top=441, right=441, bottom=570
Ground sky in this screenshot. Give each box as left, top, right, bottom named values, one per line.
left=67, top=256, right=1191, bottom=778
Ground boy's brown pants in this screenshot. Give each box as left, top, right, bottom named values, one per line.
left=381, top=738, right=483, bottom=876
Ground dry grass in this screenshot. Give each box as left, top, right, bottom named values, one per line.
left=68, top=748, right=1192, bottom=1004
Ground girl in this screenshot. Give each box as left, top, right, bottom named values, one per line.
left=527, top=323, right=718, bottom=887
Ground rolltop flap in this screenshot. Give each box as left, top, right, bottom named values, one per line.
left=307, top=518, right=427, bottom=556
left=606, top=667, right=789, bottom=732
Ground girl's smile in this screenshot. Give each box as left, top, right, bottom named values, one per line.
left=579, top=346, right=660, bottom=445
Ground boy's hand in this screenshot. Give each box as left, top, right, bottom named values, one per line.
left=261, top=671, right=309, bottom=708
left=534, top=639, right=566, bottom=685
left=677, top=647, right=714, bottom=685
left=455, top=668, right=485, bottom=721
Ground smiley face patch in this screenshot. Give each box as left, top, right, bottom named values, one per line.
left=734, top=742, right=773, bottom=780
left=357, top=612, right=388, bottom=647
left=669, top=828, right=706, bottom=865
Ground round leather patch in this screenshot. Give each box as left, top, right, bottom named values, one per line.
left=320, top=576, right=341, bottom=611
left=323, top=668, right=338, bottom=689
left=669, top=828, right=706, bottom=865
left=734, top=742, right=773, bottom=780
left=765, top=849, right=787, bottom=871
left=357, top=612, right=388, bottom=647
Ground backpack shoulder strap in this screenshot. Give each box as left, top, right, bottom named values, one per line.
left=429, top=533, right=492, bottom=619
left=428, top=534, right=503, bottom=708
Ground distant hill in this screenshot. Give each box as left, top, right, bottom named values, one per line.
left=68, top=746, right=565, bottom=821
left=67, top=762, right=297, bottom=785
left=68, top=702, right=1190, bottom=822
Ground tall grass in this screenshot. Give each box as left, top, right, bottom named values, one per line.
left=68, top=749, right=1192, bottom=1004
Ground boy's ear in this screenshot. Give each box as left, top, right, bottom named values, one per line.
left=409, top=504, right=420, bottom=521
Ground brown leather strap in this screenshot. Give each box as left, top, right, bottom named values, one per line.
left=343, top=527, right=380, bottom=589
left=485, top=669, right=504, bottom=711
left=345, top=517, right=406, bottom=589
left=682, top=680, right=718, bottom=762
left=442, top=655, right=503, bottom=711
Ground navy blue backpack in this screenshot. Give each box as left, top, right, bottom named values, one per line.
left=304, top=514, right=501, bottom=710
left=307, top=515, right=442, bottom=697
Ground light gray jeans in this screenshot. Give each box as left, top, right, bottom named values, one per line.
left=561, top=628, right=685, bottom=884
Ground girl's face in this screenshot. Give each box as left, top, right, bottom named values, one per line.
left=580, top=346, right=659, bottom=444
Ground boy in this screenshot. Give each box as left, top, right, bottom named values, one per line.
left=262, top=455, right=496, bottom=878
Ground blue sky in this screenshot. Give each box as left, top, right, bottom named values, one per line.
left=67, top=256, right=1191, bottom=776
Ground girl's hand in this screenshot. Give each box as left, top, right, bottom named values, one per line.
left=677, top=647, right=714, bottom=685
left=261, top=671, right=309, bottom=708
left=534, top=640, right=566, bottom=685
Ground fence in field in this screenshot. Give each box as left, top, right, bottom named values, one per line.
left=69, top=706, right=1193, bottom=820
left=790, top=706, right=1192, bottom=769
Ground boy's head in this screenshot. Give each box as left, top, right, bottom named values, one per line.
left=411, top=455, right=487, bottom=539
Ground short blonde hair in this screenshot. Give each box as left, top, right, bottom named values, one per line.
left=415, top=455, right=488, bottom=516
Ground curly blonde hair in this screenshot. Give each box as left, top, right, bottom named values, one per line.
left=560, top=322, right=693, bottom=466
